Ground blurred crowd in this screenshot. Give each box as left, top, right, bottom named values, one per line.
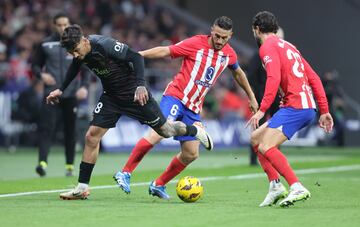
left=0, top=0, right=345, bottom=148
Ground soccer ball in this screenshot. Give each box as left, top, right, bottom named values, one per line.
left=176, top=176, right=203, bottom=202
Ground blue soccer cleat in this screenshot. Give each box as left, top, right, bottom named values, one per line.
left=113, top=171, right=131, bottom=194
left=149, top=181, right=170, bottom=200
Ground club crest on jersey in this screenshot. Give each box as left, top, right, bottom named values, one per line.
left=220, top=56, right=227, bottom=66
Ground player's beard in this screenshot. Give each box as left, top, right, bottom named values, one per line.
left=211, top=37, right=223, bottom=50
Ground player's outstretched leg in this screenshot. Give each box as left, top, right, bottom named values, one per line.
left=279, top=183, right=311, bottom=207
left=113, top=171, right=131, bottom=194
left=259, top=180, right=288, bottom=207
left=60, top=183, right=90, bottom=200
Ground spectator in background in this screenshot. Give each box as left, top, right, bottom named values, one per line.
left=12, top=78, right=43, bottom=124
left=31, top=13, right=91, bottom=177
left=322, top=70, right=345, bottom=146
left=246, top=27, right=284, bottom=166
left=0, top=41, right=10, bottom=89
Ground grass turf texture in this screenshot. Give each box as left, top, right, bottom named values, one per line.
left=0, top=147, right=359, bottom=227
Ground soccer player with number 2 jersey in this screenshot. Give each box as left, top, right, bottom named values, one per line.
left=247, top=11, right=334, bottom=207
left=114, top=16, right=258, bottom=199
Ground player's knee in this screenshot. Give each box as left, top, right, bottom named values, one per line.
left=250, top=132, right=259, bottom=147
left=257, top=143, right=272, bottom=154
left=180, top=150, right=199, bottom=163
left=85, top=131, right=100, bottom=148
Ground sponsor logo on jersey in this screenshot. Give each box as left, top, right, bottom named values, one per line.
left=195, top=79, right=212, bottom=87
left=92, top=67, right=110, bottom=76
left=263, top=55, right=272, bottom=66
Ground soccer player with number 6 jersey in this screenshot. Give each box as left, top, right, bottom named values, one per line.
left=114, top=16, right=258, bottom=199
left=247, top=11, right=334, bottom=207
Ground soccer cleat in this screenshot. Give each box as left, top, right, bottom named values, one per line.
left=194, top=125, right=214, bottom=151
left=259, top=181, right=288, bottom=207
left=59, top=185, right=90, bottom=200
left=113, top=171, right=131, bottom=194
left=149, top=181, right=170, bottom=200
left=35, top=161, right=47, bottom=177
left=279, top=186, right=311, bottom=207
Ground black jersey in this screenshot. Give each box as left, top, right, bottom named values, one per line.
left=61, top=35, right=145, bottom=100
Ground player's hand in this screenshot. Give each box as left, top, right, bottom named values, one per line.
left=245, top=110, right=265, bottom=130
left=46, top=89, right=63, bottom=105
left=319, top=113, right=334, bottom=133
left=249, top=97, right=259, bottom=114
left=41, top=73, right=56, bottom=86
left=76, top=87, right=88, bottom=101
left=134, top=86, right=149, bottom=106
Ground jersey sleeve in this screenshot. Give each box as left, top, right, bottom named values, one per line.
left=259, top=44, right=281, bottom=113
left=169, top=37, right=195, bottom=58
left=227, top=48, right=239, bottom=70
left=303, top=58, right=329, bottom=114
left=101, top=38, right=129, bottom=60
left=60, top=59, right=82, bottom=92
left=101, top=37, right=145, bottom=86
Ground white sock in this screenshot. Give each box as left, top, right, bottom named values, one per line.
left=77, top=183, right=89, bottom=189
left=290, top=182, right=303, bottom=190
left=270, top=180, right=281, bottom=187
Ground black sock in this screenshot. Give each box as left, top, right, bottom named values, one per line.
left=185, top=125, right=197, bottom=136
left=78, top=161, right=95, bottom=184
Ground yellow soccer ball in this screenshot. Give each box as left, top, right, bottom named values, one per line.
left=176, top=176, right=204, bottom=203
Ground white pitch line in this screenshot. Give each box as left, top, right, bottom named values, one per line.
left=1, top=164, right=359, bottom=198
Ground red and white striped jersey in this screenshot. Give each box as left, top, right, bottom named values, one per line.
left=165, top=35, right=238, bottom=113
left=259, top=35, right=329, bottom=114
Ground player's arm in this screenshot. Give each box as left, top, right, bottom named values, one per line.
left=246, top=46, right=281, bottom=129
left=76, top=65, right=93, bottom=101
left=229, top=64, right=258, bottom=113
left=258, top=47, right=281, bottom=114
left=303, top=58, right=329, bottom=115
left=303, top=58, right=333, bottom=133
left=104, top=38, right=148, bottom=105
left=139, top=46, right=171, bottom=59
left=46, top=59, right=81, bottom=105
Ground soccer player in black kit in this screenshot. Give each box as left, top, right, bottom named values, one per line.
left=46, top=25, right=213, bottom=200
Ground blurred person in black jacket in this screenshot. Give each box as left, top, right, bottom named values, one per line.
left=31, top=13, right=91, bottom=177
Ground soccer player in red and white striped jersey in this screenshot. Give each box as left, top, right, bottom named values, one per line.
left=114, top=16, right=258, bottom=199
left=247, top=11, right=334, bottom=207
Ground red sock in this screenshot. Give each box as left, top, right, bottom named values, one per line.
left=122, top=138, right=153, bottom=173
left=264, top=147, right=298, bottom=186
left=253, top=146, right=279, bottom=182
left=155, top=156, right=186, bottom=186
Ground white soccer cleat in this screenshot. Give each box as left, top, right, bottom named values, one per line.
left=259, top=181, right=288, bottom=207
left=59, top=184, right=90, bottom=200
left=194, top=124, right=213, bottom=151
left=279, top=184, right=311, bottom=207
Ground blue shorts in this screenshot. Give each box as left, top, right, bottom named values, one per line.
left=267, top=107, right=316, bottom=139
left=160, top=95, right=201, bottom=141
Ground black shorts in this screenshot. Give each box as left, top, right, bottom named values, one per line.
left=90, top=93, right=166, bottom=129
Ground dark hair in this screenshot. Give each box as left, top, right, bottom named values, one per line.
left=252, top=11, right=279, bottom=33
left=53, top=12, right=69, bottom=24
left=61, top=24, right=83, bottom=51
left=213, top=16, right=233, bottom=30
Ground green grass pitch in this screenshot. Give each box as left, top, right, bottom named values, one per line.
left=0, top=147, right=360, bottom=227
